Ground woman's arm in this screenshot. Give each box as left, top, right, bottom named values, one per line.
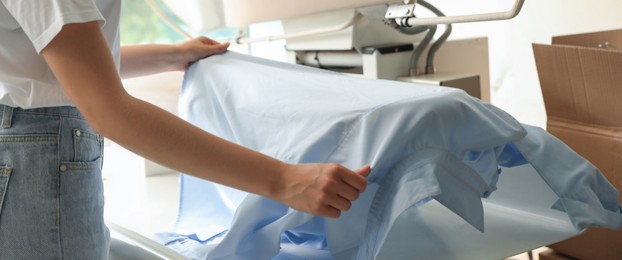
left=41, top=21, right=369, bottom=218
left=119, top=37, right=228, bottom=79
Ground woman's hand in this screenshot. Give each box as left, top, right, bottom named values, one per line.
left=173, top=36, right=230, bottom=70
left=276, top=163, right=371, bottom=218
left=120, top=36, right=229, bottom=78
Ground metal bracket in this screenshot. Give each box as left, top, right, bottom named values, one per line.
left=385, top=4, right=416, bottom=19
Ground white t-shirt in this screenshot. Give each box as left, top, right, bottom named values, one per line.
left=0, top=0, right=121, bottom=108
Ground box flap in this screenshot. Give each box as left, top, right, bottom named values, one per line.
left=553, top=29, right=622, bottom=50
left=533, top=43, right=622, bottom=127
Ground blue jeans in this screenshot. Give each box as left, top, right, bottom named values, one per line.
left=0, top=105, right=109, bottom=259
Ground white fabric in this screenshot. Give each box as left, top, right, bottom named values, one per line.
left=0, top=0, right=121, bottom=108
left=162, top=52, right=621, bottom=259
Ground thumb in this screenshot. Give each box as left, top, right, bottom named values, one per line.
left=355, top=164, right=371, bottom=178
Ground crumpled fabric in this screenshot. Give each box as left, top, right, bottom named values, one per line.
left=158, top=51, right=621, bottom=259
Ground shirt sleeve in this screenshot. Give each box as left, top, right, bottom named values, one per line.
left=1, top=0, right=105, bottom=53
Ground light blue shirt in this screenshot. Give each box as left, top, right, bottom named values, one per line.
left=159, top=52, right=621, bottom=259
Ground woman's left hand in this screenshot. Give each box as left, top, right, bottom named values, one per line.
left=174, top=36, right=230, bottom=70
left=120, top=36, right=230, bottom=79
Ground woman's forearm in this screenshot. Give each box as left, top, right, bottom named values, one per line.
left=107, top=94, right=286, bottom=198
left=120, top=44, right=177, bottom=78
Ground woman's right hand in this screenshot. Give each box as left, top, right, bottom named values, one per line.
left=275, top=163, right=371, bottom=218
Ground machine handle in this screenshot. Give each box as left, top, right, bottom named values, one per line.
left=404, top=0, right=525, bottom=26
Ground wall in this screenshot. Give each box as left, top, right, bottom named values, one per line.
left=431, top=0, right=622, bottom=127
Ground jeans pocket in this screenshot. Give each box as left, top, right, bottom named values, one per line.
left=59, top=157, right=103, bottom=205
left=0, top=165, right=13, bottom=217
left=73, top=128, right=103, bottom=162
left=58, top=157, right=109, bottom=258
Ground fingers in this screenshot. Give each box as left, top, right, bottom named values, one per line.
left=176, top=37, right=230, bottom=70
left=355, top=164, right=371, bottom=178
left=339, top=165, right=369, bottom=193
left=196, top=36, right=229, bottom=49
left=198, top=38, right=229, bottom=56
left=337, top=185, right=360, bottom=201
left=196, top=36, right=222, bottom=45
left=326, top=192, right=353, bottom=211
left=319, top=193, right=350, bottom=218
left=324, top=164, right=371, bottom=217
left=184, top=36, right=229, bottom=55
left=319, top=204, right=342, bottom=218
left=279, top=163, right=371, bottom=219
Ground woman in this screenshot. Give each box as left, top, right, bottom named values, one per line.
left=0, top=0, right=370, bottom=258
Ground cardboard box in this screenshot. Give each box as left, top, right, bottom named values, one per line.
left=533, top=29, right=622, bottom=260
left=538, top=248, right=575, bottom=260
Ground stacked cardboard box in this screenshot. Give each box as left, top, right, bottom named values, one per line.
left=533, top=29, right=622, bottom=260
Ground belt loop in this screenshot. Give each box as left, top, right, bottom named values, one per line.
left=1, top=105, right=14, bottom=129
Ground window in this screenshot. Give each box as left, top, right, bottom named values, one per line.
left=120, top=0, right=186, bottom=44
left=118, top=0, right=285, bottom=60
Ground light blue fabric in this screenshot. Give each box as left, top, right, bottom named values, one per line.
left=512, top=125, right=622, bottom=229
left=161, top=52, right=621, bottom=259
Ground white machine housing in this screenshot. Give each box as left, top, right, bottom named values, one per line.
left=161, top=0, right=396, bottom=32
left=162, top=0, right=524, bottom=101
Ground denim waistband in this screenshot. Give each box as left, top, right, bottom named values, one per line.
left=0, top=105, right=84, bottom=129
